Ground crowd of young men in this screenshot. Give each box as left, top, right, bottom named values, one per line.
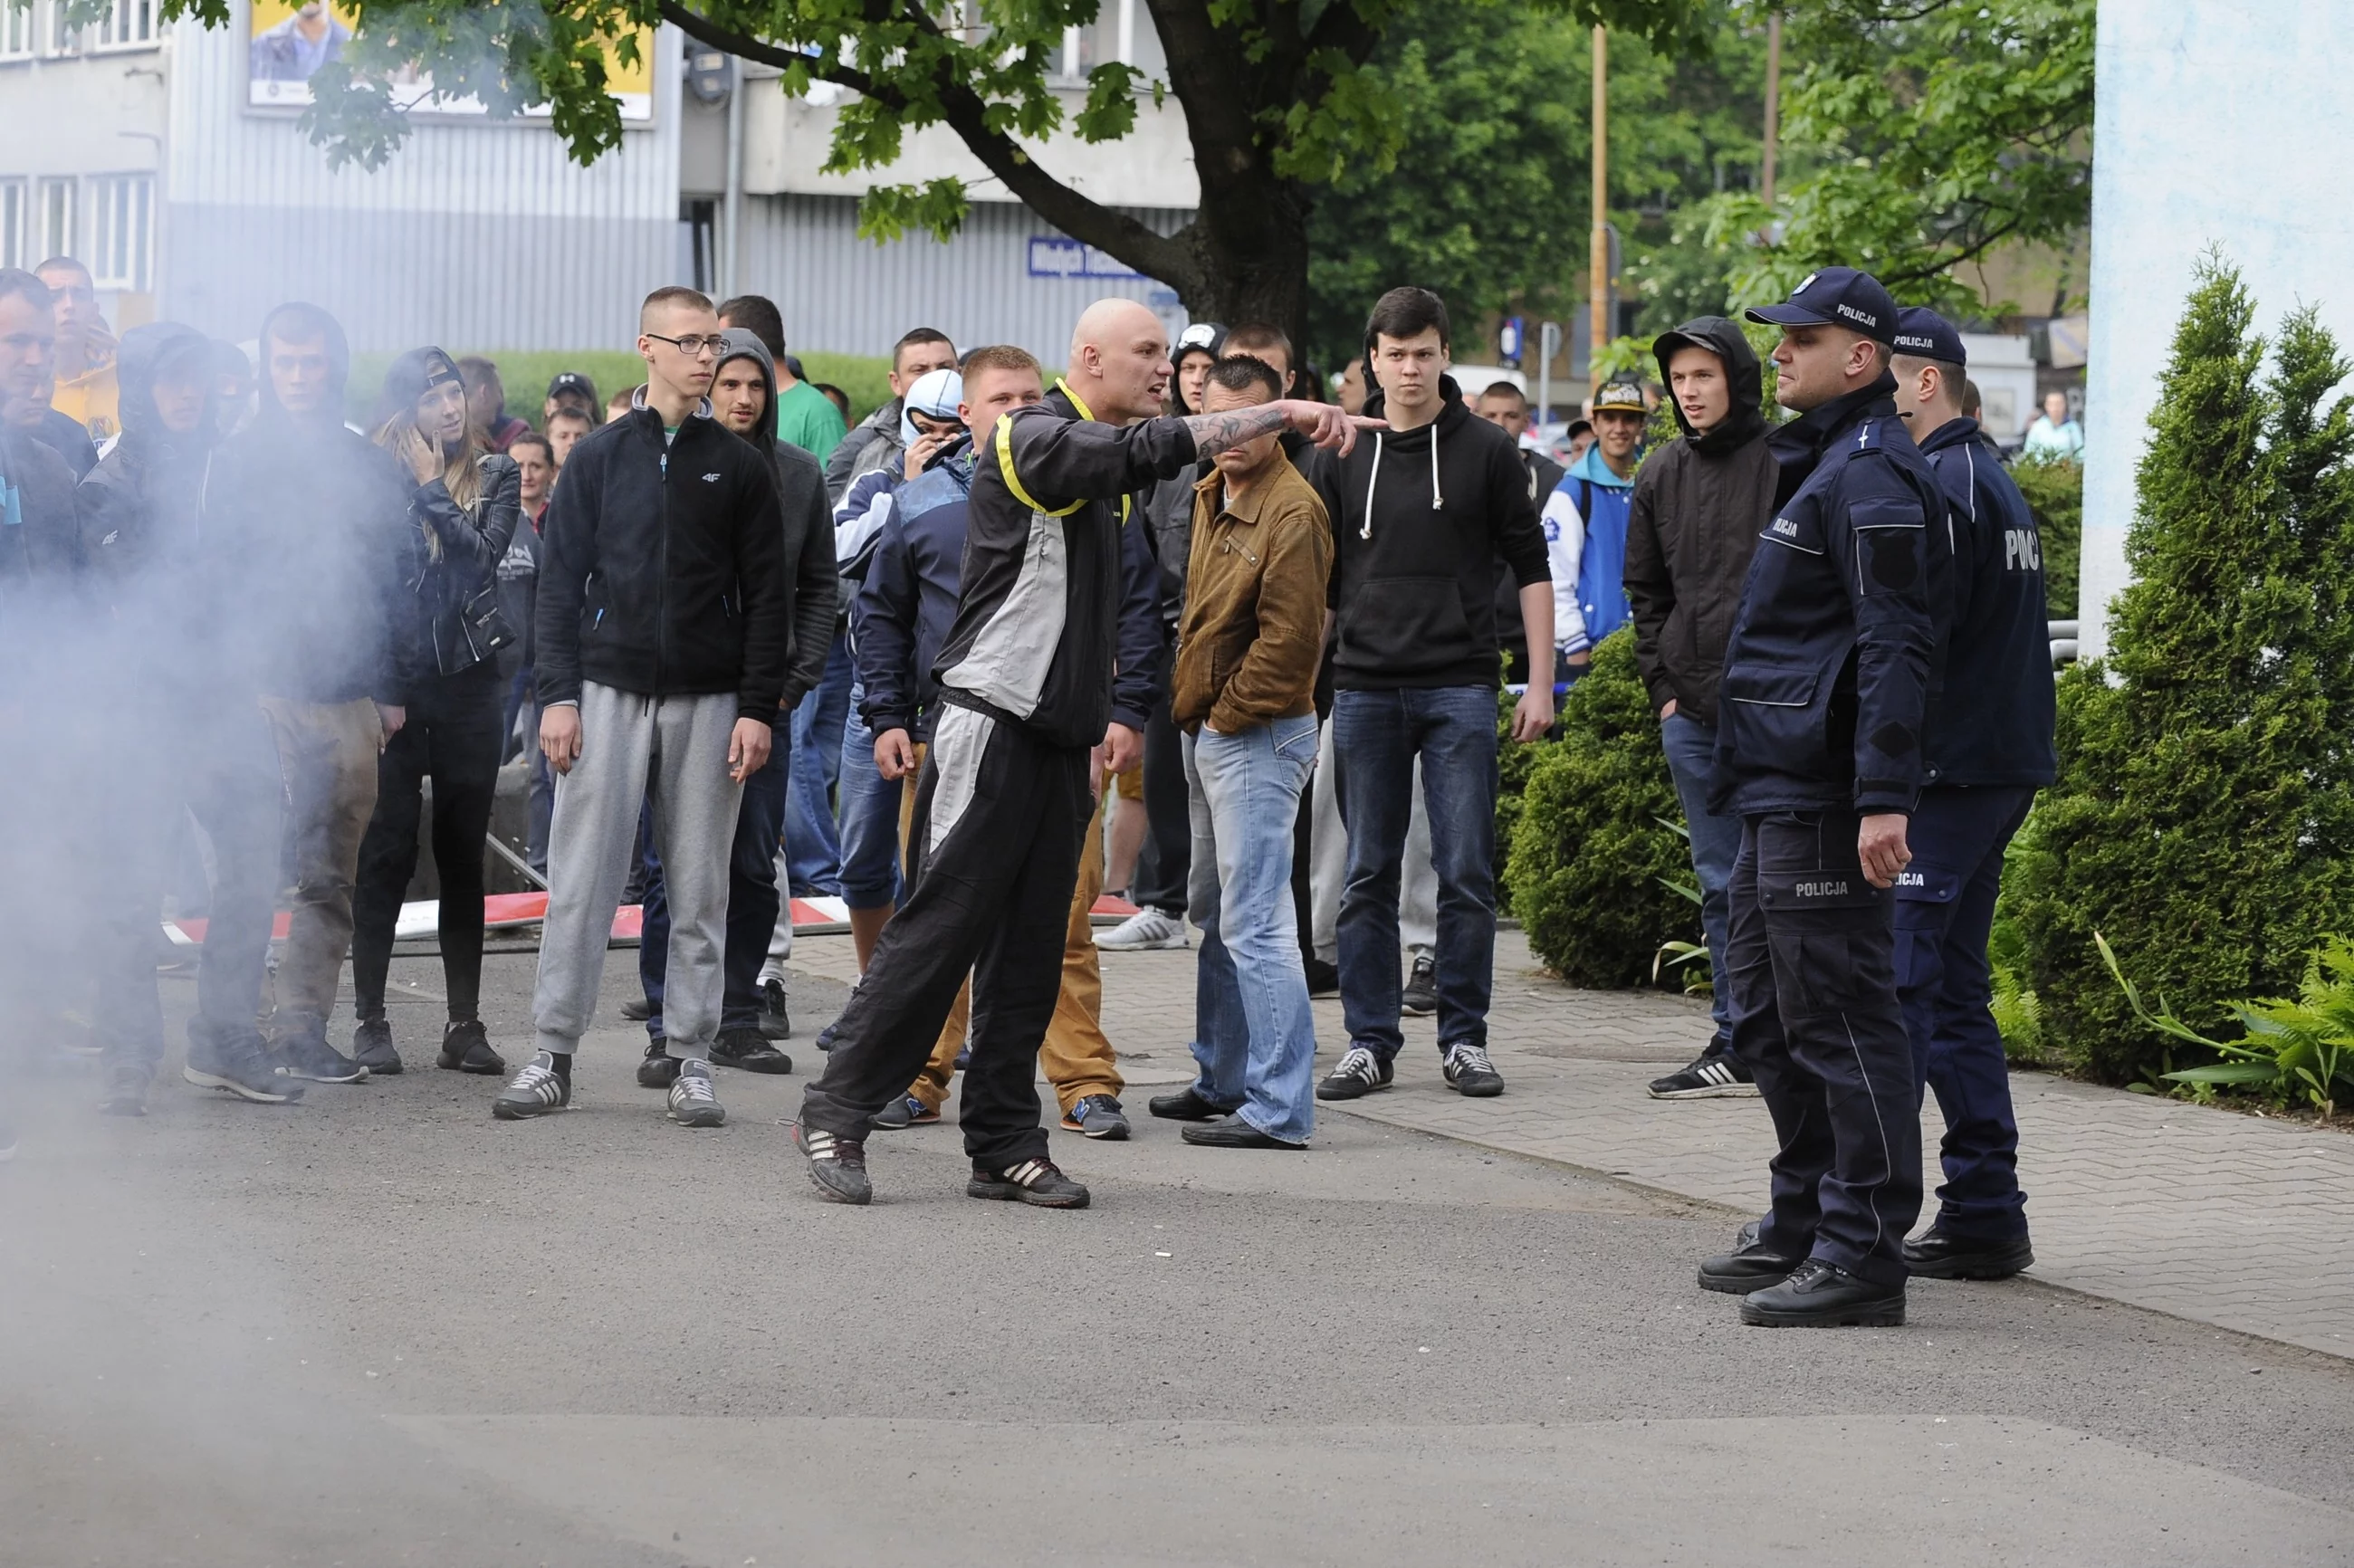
left=2, top=255, right=2053, bottom=1329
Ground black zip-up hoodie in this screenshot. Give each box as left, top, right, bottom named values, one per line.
left=534, top=380, right=789, bottom=721
left=712, top=329, right=838, bottom=712
left=205, top=303, right=424, bottom=709
left=1328, top=375, right=1549, bottom=690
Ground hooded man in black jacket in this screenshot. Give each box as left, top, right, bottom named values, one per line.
left=79, top=321, right=298, bottom=1112
left=1887, top=306, right=2054, bottom=1283
left=1315, top=287, right=1553, bottom=1109
left=629, top=326, right=836, bottom=1088
left=794, top=298, right=1373, bottom=1209
left=1625, top=317, right=1780, bottom=1102
left=206, top=301, right=424, bottom=1087
left=497, top=287, right=789, bottom=1133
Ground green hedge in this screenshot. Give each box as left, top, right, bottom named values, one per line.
left=1505, top=628, right=1696, bottom=988
left=2009, top=260, right=2354, bottom=1083
left=2011, top=456, right=2081, bottom=619
left=342, top=348, right=895, bottom=429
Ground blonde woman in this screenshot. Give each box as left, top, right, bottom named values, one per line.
left=349, top=349, right=522, bottom=1076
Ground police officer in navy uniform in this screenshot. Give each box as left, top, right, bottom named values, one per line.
left=1887, top=306, right=2054, bottom=1280
left=1696, top=267, right=1948, bottom=1327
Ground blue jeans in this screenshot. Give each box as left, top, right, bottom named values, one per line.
left=1897, top=785, right=2035, bottom=1241
left=1333, top=685, right=1499, bottom=1061
left=835, top=675, right=904, bottom=912
left=1660, top=711, right=1739, bottom=1051
left=639, top=723, right=790, bottom=1037
left=1184, top=713, right=1321, bottom=1143
left=785, top=631, right=854, bottom=895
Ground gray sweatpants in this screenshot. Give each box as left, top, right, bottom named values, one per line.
left=531, top=682, right=743, bottom=1058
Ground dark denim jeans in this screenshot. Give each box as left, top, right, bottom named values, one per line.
left=1333, top=685, right=1499, bottom=1061
left=1660, top=711, right=1740, bottom=1051
left=785, top=631, right=853, bottom=896
left=639, top=723, right=791, bottom=1037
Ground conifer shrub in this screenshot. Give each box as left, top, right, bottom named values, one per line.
left=1507, top=628, right=1693, bottom=987
left=2011, top=456, right=2081, bottom=618
left=2009, top=260, right=2354, bottom=1082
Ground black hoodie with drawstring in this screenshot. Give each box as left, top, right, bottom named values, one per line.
left=712, top=329, right=837, bottom=712
left=1622, top=316, right=1781, bottom=725
left=204, top=303, right=424, bottom=710
left=1327, top=374, right=1548, bottom=691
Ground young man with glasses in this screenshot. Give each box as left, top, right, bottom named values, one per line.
left=495, top=287, right=789, bottom=1131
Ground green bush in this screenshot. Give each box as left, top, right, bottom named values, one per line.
left=343, top=348, right=895, bottom=428
left=1507, top=628, right=1695, bottom=987
left=2008, top=259, right=2354, bottom=1084
left=2011, top=455, right=2081, bottom=619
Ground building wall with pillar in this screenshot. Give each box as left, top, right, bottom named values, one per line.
left=2080, top=1, right=2354, bottom=657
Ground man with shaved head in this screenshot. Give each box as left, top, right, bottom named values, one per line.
left=794, top=296, right=1378, bottom=1209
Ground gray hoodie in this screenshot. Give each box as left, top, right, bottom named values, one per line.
left=715, top=328, right=840, bottom=711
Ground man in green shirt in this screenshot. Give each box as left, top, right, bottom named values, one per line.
left=718, top=294, right=847, bottom=462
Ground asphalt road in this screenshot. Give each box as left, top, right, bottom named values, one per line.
left=4, top=943, right=2351, bottom=1566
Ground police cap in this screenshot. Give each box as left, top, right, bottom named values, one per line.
left=1890, top=306, right=1967, bottom=366
left=1745, top=266, right=1899, bottom=346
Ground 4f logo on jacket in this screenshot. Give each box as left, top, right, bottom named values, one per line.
left=702, top=472, right=722, bottom=483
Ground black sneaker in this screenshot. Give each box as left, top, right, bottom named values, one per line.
left=793, top=1121, right=871, bottom=1205
left=275, top=1031, right=368, bottom=1085
left=435, top=1019, right=506, bottom=1076
left=1147, top=1085, right=1235, bottom=1122
left=1739, top=1258, right=1906, bottom=1327
left=1402, top=953, right=1438, bottom=1016
left=868, top=1094, right=920, bottom=1132
left=1316, top=1046, right=1392, bottom=1101
left=352, top=1017, right=403, bottom=1076
left=184, top=1029, right=303, bottom=1104
left=1647, top=1050, right=1757, bottom=1100
left=711, top=1025, right=792, bottom=1075
left=666, top=1059, right=726, bottom=1128
left=492, top=1051, right=572, bottom=1120
left=1902, top=1229, right=2035, bottom=1280
left=1059, top=1094, right=1130, bottom=1140
left=1304, top=956, right=1340, bottom=998
left=636, top=1041, right=681, bottom=1089
left=814, top=1020, right=841, bottom=1053
left=967, top=1156, right=1090, bottom=1209
left=1698, top=1238, right=1804, bottom=1295
left=622, top=996, right=653, bottom=1022
left=1440, top=1041, right=1505, bottom=1097
left=100, top=1060, right=152, bottom=1116
left=759, top=979, right=792, bottom=1041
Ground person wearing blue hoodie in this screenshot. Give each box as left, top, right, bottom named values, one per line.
left=1540, top=377, right=1647, bottom=675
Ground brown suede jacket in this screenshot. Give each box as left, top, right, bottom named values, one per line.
left=1170, top=455, right=1333, bottom=735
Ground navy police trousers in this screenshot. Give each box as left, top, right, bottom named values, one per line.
left=1727, top=809, right=1923, bottom=1286
left=1896, top=785, right=2034, bottom=1243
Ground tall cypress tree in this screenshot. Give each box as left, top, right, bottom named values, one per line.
left=2014, top=260, right=2354, bottom=1080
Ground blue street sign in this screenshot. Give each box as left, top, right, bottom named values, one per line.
left=1499, top=316, right=1525, bottom=365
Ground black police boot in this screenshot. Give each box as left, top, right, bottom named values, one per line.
left=1698, top=1238, right=1804, bottom=1295
left=1739, top=1259, right=1906, bottom=1327
left=1902, top=1229, right=2034, bottom=1280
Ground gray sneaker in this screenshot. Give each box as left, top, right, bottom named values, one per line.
left=276, top=1030, right=368, bottom=1084
left=185, top=1028, right=304, bottom=1104
left=667, top=1059, right=726, bottom=1128
left=492, top=1051, right=571, bottom=1120
left=1096, top=908, right=1187, bottom=951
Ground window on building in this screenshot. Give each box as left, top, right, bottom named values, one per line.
left=1, top=2, right=36, bottom=59
left=37, top=177, right=74, bottom=261
left=45, top=0, right=77, bottom=54
left=0, top=182, right=25, bottom=269
left=91, top=0, right=158, bottom=50
left=91, top=174, right=152, bottom=291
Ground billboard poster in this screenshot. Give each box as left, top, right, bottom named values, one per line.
left=247, top=2, right=654, bottom=122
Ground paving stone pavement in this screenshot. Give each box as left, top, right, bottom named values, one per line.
left=790, top=924, right=2354, bottom=1360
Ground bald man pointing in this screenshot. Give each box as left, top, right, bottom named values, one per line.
left=796, top=300, right=1376, bottom=1208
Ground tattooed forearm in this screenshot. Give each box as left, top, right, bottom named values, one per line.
left=1182, top=402, right=1294, bottom=457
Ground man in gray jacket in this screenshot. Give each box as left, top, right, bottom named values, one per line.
left=1622, top=317, right=1779, bottom=1100
left=821, top=327, right=957, bottom=505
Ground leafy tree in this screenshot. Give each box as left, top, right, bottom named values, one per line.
left=2009, top=260, right=2354, bottom=1083
left=151, top=0, right=1699, bottom=338
left=1506, top=629, right=1691, bottom=989
left=1303, top=2, right=1766, bottom=367
left=1698, top=0, right=2093, bottom=317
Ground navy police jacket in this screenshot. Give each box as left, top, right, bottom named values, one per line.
left=1711, top=375, right=1947, bottom=817
left=1916, top=416, right=2056, bottom=789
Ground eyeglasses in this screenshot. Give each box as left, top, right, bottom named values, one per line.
left=646, top=332, right=722, bottom=358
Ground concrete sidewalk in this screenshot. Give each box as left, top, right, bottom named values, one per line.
left=790, top=926, right=2354, bottom=1360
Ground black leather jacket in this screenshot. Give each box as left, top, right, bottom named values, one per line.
left=406, top=454, right=522, bottom=677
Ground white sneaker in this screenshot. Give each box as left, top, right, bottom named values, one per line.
left=1097, top=908, right=1188, bottom=951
